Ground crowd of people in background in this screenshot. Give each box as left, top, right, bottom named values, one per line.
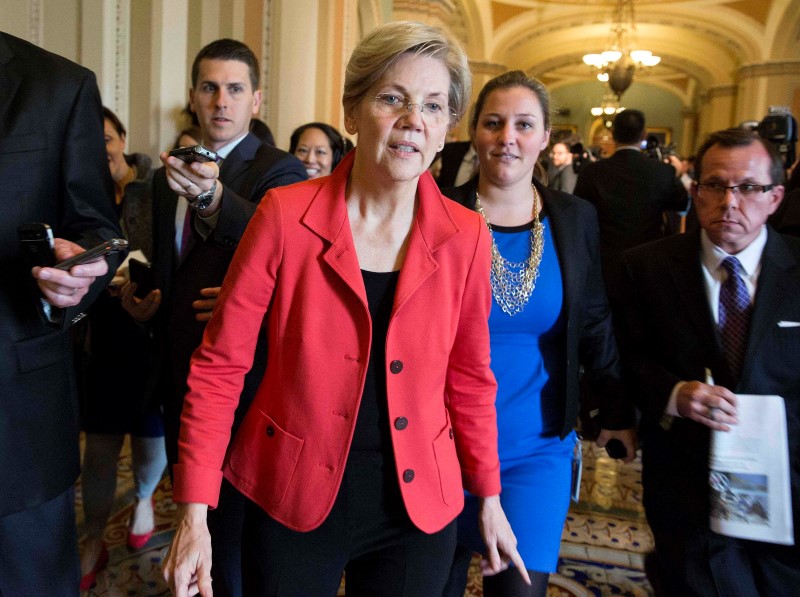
left=1, top=17, right=800, bottom=597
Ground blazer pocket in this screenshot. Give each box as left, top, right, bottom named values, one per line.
left=432, top=420, right=461, bottom=506
left=15, top=331, right=68, bottom=374
left=0, top=131, right=47, bottom=155
left=228, top=409, right=304, bottom=507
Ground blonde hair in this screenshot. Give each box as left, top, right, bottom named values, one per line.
left=342, top=21, right=471, bottom=127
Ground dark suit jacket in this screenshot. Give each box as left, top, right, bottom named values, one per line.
left=443, top=178, right=634, bottom=437
left=435, top=140, right=472, bottom=188
left=574, top=148, right=688, bottom=298
left=0, top=33, right=121, bottom=516
left=622, top=229, right=800, bottom=541
left=151, top=132, right=306, bottom=413
left=769, top=188, right=800, bottom=238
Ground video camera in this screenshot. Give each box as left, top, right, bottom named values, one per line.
left=756, top=106, right=797, bottom=170
left=642, top=135, right=678, bottom=162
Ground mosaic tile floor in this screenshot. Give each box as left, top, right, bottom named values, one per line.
left=76, top=439, right=654, bottom=596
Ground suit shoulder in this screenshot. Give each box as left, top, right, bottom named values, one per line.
left=254, top=144, right=304, bottom=171
left=3, top=33, right=93, bottom=85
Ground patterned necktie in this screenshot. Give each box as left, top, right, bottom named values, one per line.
left=718, top=256, right=751, bottom=381
left=180, top=205, right=192, bottom=258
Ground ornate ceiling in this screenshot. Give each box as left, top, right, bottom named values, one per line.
left=392, top=0, right=800, bottom=108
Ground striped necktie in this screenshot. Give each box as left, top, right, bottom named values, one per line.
left=718, top=256, right=751, bottom=381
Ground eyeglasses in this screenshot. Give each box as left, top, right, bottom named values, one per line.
left=372, top=93, right=456, bottom=127
left=695, top=182, right=775, bottom=199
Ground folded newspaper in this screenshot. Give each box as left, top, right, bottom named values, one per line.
left=709, top=394, right=794, bottom=545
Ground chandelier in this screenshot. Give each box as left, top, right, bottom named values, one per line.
left=582, top=0, right=661, bottom=98
left=590, top=94, right=624, bottom=117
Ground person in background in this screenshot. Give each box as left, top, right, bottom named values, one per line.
left=546, top=141, right=577, bottom=193
left=162, top=21, right=527, bottom=596
left=249, top=117, right=275, bottom=146
left=0, top=31, right=121, bottom=596
left=77, top=107, right=166, bottom=590
left=621, top=127, right=800, bottom=594
left=289, top=121, right=347, bottom=179
left=442, top=70, right=635, bottom=597
left=173, top=125, right=202, bottom=150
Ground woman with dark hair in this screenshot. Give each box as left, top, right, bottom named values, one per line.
left=289, top=121, right=348, bottom=179
left=173, top=125, right=202, bottom=150
left=162, top=21, right=528, bottom=596
left=442, top=71, right=636, bottom=597
left=79, top=107, right=166, bottom=590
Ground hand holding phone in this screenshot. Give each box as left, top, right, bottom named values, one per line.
left=54, top=238, right=128, bottom=271
left=128, top=258, right=160, bottom=299
left=168, top=145, right=219, bottom=164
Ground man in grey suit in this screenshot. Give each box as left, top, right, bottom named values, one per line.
left=622, top=128, right=800, bottom=595
left=0, top=31, right=121, bottom=595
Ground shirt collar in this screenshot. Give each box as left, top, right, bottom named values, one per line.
left=210, top=132, right=249, bottom=160
left=615, top=145, right=642, bottom=153
left=700, top=226, right=767, bottom=277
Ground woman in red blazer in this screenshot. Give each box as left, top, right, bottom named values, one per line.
left=163, top=21, right=528, bottom=596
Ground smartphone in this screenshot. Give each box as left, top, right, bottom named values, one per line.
left=168, top=144, right=219, bottom=164
left=128, top=258, right=160, bottom=298
left=18, top=223, right=56, bottom=269
left=54, top=238, right=129, bottom=271
left=605, top=439, right=628, bottom=460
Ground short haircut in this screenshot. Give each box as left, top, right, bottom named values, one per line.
left=342, top=21, right=471, bottom=127
left=103, top=107, right=126, bottom=138
left=612, top=109, right=645, bottom=144
left=289, top=122, right=347, bottom=171
left=191, top=38, right=259, bottom=91
left=694, top=128, right=785, bottom=185
left=470, top=70, right=552, bottom=134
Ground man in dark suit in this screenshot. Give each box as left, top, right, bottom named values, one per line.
left=435, top=139, right=475, bottom=188
left=0, top=32, right=121, bottom=595
left=121, top=38, right=305, bottom=597
left=622, top=128, right=800, bottom=595
left=574, top=109, right=688, bottom=321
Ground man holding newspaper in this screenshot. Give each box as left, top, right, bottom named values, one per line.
left=621, top=127, right=800, bottom=595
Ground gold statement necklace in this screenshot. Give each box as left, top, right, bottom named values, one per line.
left=474, top=185, right=545, bottom=316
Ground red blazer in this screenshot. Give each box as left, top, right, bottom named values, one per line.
left=173, top=151, right=500, bottom=533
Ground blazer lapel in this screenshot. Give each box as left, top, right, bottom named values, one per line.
left=0, top=35, right=22, bottom=131
left=538, top=183, right=578, bottom=313
left=302, top=152, right=366, bottom=306
left=219, top=133, right=259, bottom=187
left=393, top=171, right=460, bottom=313
left=742, top=229, right=798, bottom=380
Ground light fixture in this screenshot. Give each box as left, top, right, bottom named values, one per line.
left=590, top=94, right=625, bottom=117
left=582, top=0, right=661, bottom=98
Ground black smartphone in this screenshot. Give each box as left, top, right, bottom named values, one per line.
left=168, top=144, right=219, bottom=164
left=128, top=258, right=160, bottom=299
left=18, top=223, right=56, bottom=269
left=605, top=439, right=628, bottom=460
left=54, top=238, right=129, bottom=271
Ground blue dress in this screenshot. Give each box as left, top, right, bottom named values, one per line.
left=458, top=214, right=577, bottom=573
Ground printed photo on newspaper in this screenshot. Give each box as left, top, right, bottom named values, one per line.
left=709, top=394, right=794, bottom=545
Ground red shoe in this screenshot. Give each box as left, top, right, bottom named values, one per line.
left=127, top=497, right=155, bottom=550
left=127, top=528, right=153, bottom=550
left=79, top=544, right=109, bottom=591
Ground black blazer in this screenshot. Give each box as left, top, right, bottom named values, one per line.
left=0, top=33, right=121, bottom=516
left=623, top=229, right=800, bottom=538
left=435, top=140, right=472, bottom=188
left=150, top=133, right=306, bottom=409
left=443, top=177, right=633, bottom=438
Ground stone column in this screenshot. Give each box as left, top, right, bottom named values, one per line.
left=736, top=61, right=800, bottom=123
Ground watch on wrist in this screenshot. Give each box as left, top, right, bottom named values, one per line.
left=190, top=181, right=218, bottom=211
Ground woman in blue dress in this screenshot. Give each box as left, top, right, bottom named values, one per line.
left=442, top=71, right=636, bottom=596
